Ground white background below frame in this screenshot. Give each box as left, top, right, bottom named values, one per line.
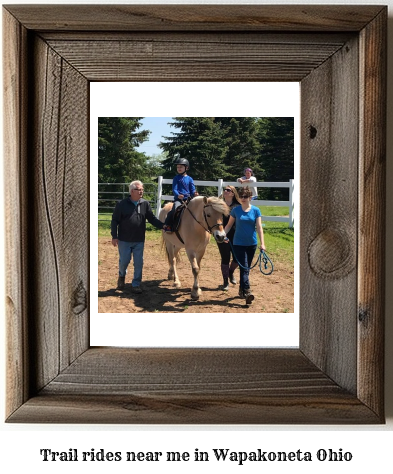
left=90, top=82, right=300, bottom=348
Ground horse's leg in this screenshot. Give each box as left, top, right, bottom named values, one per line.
left=186, top=249, right=202, bottom=300
left=166, top=242, right=181, bottom=288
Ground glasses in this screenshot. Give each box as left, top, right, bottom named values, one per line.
left=224, top=189, right=233, bottom=193
left=239, top=195, right=250, bottom=199
left=132, top=188, right=144, bottom=192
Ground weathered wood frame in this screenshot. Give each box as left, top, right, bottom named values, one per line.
left=3, top=5, right=386, bottom=424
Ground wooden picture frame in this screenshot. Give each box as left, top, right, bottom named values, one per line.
left=3, top=5, right=386, bottom=424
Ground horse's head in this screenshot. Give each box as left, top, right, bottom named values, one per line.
left=204, top=196, right=229, bottom=243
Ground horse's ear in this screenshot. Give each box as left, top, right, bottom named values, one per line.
left=203, top=196, right=208, bottom=205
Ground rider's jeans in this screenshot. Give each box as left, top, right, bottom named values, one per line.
left=117, top=240, right=145, bottom=287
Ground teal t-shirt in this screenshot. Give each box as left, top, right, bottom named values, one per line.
left=230, top=205, right=262, bottom=246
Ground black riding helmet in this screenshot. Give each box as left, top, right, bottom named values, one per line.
left=174, top=157, right=190, bottom=170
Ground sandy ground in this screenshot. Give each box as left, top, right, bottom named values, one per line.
left=98, top=235, right=294, bottom=313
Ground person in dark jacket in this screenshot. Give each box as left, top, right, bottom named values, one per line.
left=111, top=180, right=164, bottom=293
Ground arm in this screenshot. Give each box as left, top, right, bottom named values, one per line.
left=224, top=215, right=236, bottom=235
left=241, top=177, right=256, bottom=184
left=146, top=203, right=164, bottom=229
left=256, top=216, right=266, bottom=250
left=189, top=177, right=198, bottom=197
left=172, top=175, right=180, bottom=200
left=111, top=202, right=121, bottom=245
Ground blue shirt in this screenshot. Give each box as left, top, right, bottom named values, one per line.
left=230, top=205, right=262, bottom=246
left=172, top=174, right=196, bottom=201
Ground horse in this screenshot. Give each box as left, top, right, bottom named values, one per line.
left=159, top=196, right=229, bottom=300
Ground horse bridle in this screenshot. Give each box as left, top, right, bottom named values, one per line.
left=187, top=204, right=224, bottom=234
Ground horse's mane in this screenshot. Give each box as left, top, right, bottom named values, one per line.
left=206, top=196, right=230, bottom=216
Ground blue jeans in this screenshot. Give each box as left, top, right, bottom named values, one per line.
left=117, top=240, right=144, bottom=287
left=232, top=245, right=257, bottom=290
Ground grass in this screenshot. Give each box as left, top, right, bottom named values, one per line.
left=98, top=206, right=294, bottom=265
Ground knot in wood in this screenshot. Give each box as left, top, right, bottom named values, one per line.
left=308, top=228, right=355, bottom=279
left=73, top=281, right=87, bottom=315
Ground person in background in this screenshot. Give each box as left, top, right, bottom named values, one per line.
left=217, top=185, right=241, bottom=290
left=224, top=186, right=266, bottom=305
left=163, top=156, right=198, bottom=233
left=111, top=180, right=164, bottom=293
left=237, top=167, right=258, bottom=200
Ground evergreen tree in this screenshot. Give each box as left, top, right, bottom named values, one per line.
left=257, top=117, right=294, bottom=199
left=157, top=117, right=294, bottom=199
left=217, top=117, right=262, bottom=180
left=98, top=117, right=150, bottom=183
left=159, top=117, right=228, bottom=180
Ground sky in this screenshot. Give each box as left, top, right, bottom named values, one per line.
left=137, top=117, right=173, bottom=157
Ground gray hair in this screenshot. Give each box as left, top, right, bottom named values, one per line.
left=129, top=180, right=143, bottom=193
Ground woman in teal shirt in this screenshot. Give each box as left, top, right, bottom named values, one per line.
left=224, top=186, right=266, bottom=305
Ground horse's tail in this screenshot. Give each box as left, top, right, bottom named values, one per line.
left=161, top=232, right=181, bottom=264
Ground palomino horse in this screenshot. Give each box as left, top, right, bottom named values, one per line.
left=159, top=196, right=229, bottom=300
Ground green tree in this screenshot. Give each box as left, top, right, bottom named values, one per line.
left=257, top=117, right=294, bottom=200
left=159, top=117, right=228, bottom=180
left=98, top=117, right=150, bottom=183
left=157, top=117, right=294, bottom=200
left=217, top=117, right=262, bottom=180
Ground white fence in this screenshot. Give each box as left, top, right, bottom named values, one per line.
left=156, top=177, right=294, bottom=227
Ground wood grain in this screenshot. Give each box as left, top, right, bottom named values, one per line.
left=357, top=8, right=387, bottom=416
left=300, top=36, right=359, bottom=393
left=3, top=5, right=386, bottom=424
left=46, top=36, right=349, bottom=82
left=3, top=5, right=384, bottom=31
left=7, top=348, right=379, bottom=424
left=3, top=8, right=30, bottom=417
left=31, top=36, right=90, bottom=386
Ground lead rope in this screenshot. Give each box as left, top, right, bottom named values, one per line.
left=225, top=239, right=274, bottom=275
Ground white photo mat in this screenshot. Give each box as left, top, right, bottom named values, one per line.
left=90, top=82, right=300, bottom=347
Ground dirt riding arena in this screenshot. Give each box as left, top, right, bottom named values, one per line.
left=98, top=236, right=294, bottom=313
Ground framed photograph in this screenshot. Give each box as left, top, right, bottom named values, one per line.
left=91, top=84, right=299, bottom=347
left=4, top=5, right=386, bottom=424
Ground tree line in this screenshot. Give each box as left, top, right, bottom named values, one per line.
left=98, top=117, right=294, bottom=199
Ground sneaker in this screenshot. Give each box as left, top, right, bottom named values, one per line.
left=131, top=286, right=142, bottom=294
left=117, top=276, right=125, bottom=290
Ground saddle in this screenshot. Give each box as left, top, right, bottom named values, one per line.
left=173, top=205, right=185, bottom=232
left=172, top=197, right=191, bottom=243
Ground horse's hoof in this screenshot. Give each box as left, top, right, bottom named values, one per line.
left=174, top=281, right=181, bottom=288
left=191, top=294, right=200, bottom=301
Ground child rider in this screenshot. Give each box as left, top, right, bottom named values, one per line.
left=163, top=156, right=198, bottom=232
